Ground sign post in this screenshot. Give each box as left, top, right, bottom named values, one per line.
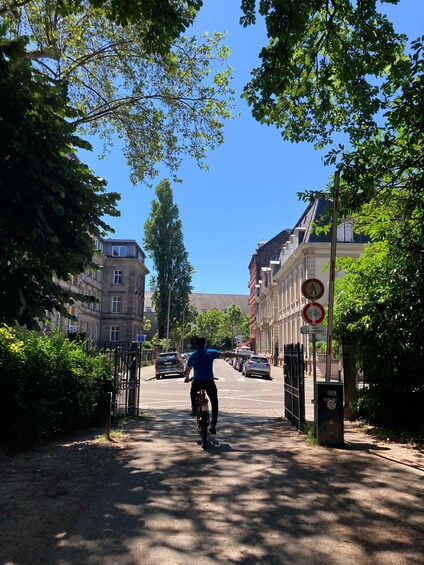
left=301, top=279, right=326, bottom=425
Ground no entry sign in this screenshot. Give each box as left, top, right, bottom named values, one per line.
left=302, top=302, right=326, bottom=325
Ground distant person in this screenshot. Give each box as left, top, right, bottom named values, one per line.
left=184, top=336, right=238, bottom=434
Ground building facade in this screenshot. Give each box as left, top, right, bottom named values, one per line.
left=47, top=237, right=149, bottom=344
left=251, top=199, right=368, bottom=373
left=248, top=230, right=291, bottom=354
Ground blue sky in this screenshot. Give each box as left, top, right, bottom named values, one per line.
left=81, top=1, right=424, bottom=296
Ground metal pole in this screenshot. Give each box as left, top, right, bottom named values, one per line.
left=181, top=304, right=186, bottom=353
left=325, top=171, right=340, bottom=382
left=105, top=391, right=113, bottom=440
left=312, top=333, right=317, bottom=424
left=165, top=284, right=173, bottom=352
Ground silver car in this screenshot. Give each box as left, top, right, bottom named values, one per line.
left=242, top=355, right=271, bottom=379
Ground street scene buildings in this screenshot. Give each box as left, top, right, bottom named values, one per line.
left=45, top=237, right=149, bottom=344
left=249, top=198, right=368, bottom=372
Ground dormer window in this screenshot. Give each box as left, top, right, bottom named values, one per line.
left=112, top=245, right=127, bottom=257
left=337, top=221, right=354, bottom=242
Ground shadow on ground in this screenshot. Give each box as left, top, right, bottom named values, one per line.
left=2, top=409, right=423, bottom=565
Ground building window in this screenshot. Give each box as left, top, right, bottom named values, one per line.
left=337, top=220, right=354, bottom=242
left=112, top=245, right=127, bottom=257
left=113, top=270, right=123, bottom=284
left=111, top=297, right=122, bottom=313
left=110, top=326, right=119, bottom=342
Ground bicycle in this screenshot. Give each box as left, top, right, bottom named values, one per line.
left=196, top=388, right=210, bottom=449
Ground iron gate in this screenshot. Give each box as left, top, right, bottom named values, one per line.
left=113, top=343, right=142, bottom=417
left=97, top=343, right=142, bottom=418
left=284, top=343, right=305, bottom=431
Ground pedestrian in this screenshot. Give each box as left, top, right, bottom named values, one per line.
left=184, top=336, right=238, bottom=434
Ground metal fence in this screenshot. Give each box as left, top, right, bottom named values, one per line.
left=96, top=343, right=145, bottom=418
left=284, top=343, right=305, bottom=431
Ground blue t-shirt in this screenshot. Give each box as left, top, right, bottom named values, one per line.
left=187, top=348, right=220, bottom=382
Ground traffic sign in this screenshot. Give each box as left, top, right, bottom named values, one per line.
left=137, top=334, right=146, bottom=343
left=302, top=302, right=326, bottom=324
left=301, top=278, right=325, bottom=300
left=300, top=325, right=327, bottom=335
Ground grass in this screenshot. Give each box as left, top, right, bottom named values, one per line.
left=303, top=420, right=317, bottom=445
left=358, top=421, right=424, bottom=449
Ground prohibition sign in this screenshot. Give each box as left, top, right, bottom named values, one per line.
left=302, top=302, right=326, bottom=325
left=301, top=278, right=324, bottom=300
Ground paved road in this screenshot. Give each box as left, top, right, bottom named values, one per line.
left=47, top=361, right=423, bottom=564
left=140, top=359, right=315, bottom=421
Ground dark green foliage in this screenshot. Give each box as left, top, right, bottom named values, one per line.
left=56, top=0, right=203, bottom=53
left=0, top=36, right=120, bottom=328
left=0, top=326, right=115, bottom=448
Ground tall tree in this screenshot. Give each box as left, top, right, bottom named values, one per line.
left=143, top=179, right=193, bottom=339
left=192, top=308, right=224, bottom=349
left=3, top=0, right=234, bottom=184
left=0, top=35, right=120, bottom=328
left=222, top=303, right=245, bottom=348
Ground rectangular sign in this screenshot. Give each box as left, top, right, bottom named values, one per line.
left=300, top=325, right=327, bottom=335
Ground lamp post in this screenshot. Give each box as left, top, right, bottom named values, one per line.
left=166, top=269, right=195, bottom=352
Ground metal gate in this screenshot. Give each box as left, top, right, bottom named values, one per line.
left=97, top=343, right=142, bottom=418
left=284, top=343, right=305, bottom=431
left=113, top=343, right=142, bottom=417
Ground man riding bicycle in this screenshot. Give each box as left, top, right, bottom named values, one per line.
left=184, top=336, right=238, bottom=435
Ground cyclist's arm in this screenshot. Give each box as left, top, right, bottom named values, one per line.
left=219, top=351, right=238, bottom=359
left=184, top=365, right=192, bottom=382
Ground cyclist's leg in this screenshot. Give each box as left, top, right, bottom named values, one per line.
left=205, top=381, right=218, bottom=427
left=191, top=381, right=203, bottom=414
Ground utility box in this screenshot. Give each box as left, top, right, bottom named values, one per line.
left=316, top=382, right=344, bottom=447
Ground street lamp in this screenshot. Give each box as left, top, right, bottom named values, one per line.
left=166, top=269, right=195, bottom=351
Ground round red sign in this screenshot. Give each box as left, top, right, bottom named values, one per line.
left=302, top=302, right=326, bottom=325
left=301, top=278, right=325, bottom=300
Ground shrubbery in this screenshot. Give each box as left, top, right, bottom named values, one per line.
left=0, top=326, right=115, bottom=448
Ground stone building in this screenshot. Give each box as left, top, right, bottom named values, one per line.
left=251, top=198, right=368, bottom=372
left=99, top=239, right=149, bottom=344
left=248, top=230, right=290, bottom=354
left=47, top=237, right=149, bottom=344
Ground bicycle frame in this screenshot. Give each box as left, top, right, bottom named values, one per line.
left=196, top=389, right=209, bottom=449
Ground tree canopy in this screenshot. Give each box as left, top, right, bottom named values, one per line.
left=3, top=0, right=234, bottom=184
left=0, top=36, right=119, bottom=328
left=191, top=305, right=249, bottom=350
left=143, top=179, right=194, bottom=339
left=1, top=0, right=203, bottom=53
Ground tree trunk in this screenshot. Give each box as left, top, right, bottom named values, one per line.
left=340, top=340, right=358, bottom=420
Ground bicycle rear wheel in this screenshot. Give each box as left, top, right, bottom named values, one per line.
left=200, top=410, right=208, bottom=449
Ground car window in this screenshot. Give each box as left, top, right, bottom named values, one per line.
left=251, top=356, right=268, bottom=363
left=159, top=353, right=178, bottom=362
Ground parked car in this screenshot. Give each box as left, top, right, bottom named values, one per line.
left=242, top=356, right=271, bottom=379
left=233, top=349, right=254, bottom=371
left=155, top=351, right=185, bottom=379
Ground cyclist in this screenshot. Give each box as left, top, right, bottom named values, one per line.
left=184, top=336, right=238, bottom=434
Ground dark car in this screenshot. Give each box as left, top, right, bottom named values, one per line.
left=242, top=355, right=271, bottom=379
left=155, top=351, right=185, bottom=379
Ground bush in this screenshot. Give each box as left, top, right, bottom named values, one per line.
left=0, top=326, right=115, bottom=448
